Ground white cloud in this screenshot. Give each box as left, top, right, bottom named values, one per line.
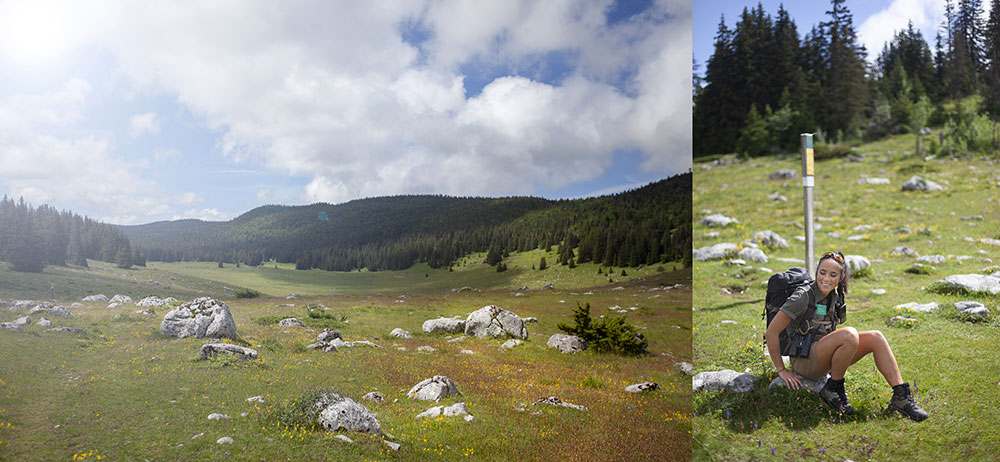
left=177, top=192, right=200, bottom=204
left=172, top=208, right=228, bottom=221
left=129, top=112, right=160, bottom=138
left=858, top=0, right=943, bottom=62
left=3, top=1, right=691, bottom=214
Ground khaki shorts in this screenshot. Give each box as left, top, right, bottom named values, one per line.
left=789, top=341, right=829, bottom=381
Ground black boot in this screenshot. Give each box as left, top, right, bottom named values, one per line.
left=818, top=378, right=854, bottom=415
left=889, top=383, right=928, bottom=421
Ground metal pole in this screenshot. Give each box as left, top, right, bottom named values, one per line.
left=801, top=134, right=815, bottom=275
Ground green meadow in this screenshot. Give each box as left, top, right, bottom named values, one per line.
left=0, top=250, right=690, bottom=461
left=693, top=139, right=999, bottom=461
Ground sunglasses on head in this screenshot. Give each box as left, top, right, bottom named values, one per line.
left=821, top=251, right=845, bottom=263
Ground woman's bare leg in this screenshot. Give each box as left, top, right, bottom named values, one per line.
left=849, top=330, right=904, bottom=386
left=815, top=326, right=859, bottom=380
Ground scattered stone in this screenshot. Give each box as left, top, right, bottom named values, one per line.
left=136, top=296, right=168, bottom=307
left=82, top=294, right=108, bottom=302
left=845, top=255, right=871, bottom=276
left=334, top=434, right=353, bottom=443
left=109, top=294, right=133, bottom=304
left=160, top=298, right=237, bottom=339
left=416, top=345, right=437, bottom=352
left=500, top=339, right=523, bottom=349
left=13, top=316, right=30, bottom=326
left=768, top=373, right=829, bottom=393
left=852, top=224, right=873, bottom=231
left=199, top=343, right=258, bottom=361
left=522, top=317, right=538, bottom=324
left=961, top=215, right=985, bottom=221
left=675, top=362, right=693, bottom=375
left=422, top=317, right=466, bottom=334
left=871, top=289, right=886, bottom=295
left=547, top=334, right=586, bottom=354
left=46, top=327, right=87, bottom=335
left=955, top=301, right=989, bottom=317
left=894, top=302, right=939, bottom=313
left=894, top=227, right=912, bottom=234
left=273, top=317, right=307, bottom=328
left=1, top=323, right=22, bottom=332
left=38, top=317, right=52, bottom=327
left=857, top=177, right=890, bottom=185
left=70, top=303, right=84, bottom=309
left=981, top=238, right=1000, bottom=246
left=767, top=191, right=788, bottom=202
left=361, top=391, right=385, bottom=403
left=417, top=402, right=470, bottom=418
left=384, top=441, right=401, bottom=451
left=720, top=320, right=737, bottom=325
left=769, top=169, right=796, bottom=180
left=724, top=259, right=746, bottom=266
left=692, top=369, right=757, bottom=393
left=891, top=246, right=919, bottom=257
left=286, top=293, right=299, bottom=299
left=446, top=336, right=466, bottom=343
left=918, top=255, right=946, bottom=264
left=625, top=382, right=659, bottom=393
left=541, top=283, right=555, bottom=290
left=700, top=214, right=738, bottom=227
left=389, top=328, right=412, bottom=339
left=937, top=274, right=1000, bottom=295
left=532, top=396, right=588, bottom=411
left=693, top=243, right=738, bottom=261
left=317, top=329, right=342, bottom=343
left=30, top=305, right=73, bottom=318
left=136, top=309, right=156, bottom=316
left=316, top=393, right=382, bottom=434
left=247, top=396, right=265, bottom=403
left=465, top=305, right=528, bottom=340
left=887, top=315, right=918, bottom=327
left=207, top=413, right=231, bottom=421
left=450, top=286, right=478, bottom=293
left=752, top=230, right=789, bottom=248
left=902, top=175, right=944, bottom=191
left=191, top=432, right=205, bottom=439
left=459, top=350, right=475, bottom=355
left=216, top=437, right=233, bottom=445
left=407, top=376, right=460, bottom=401
left=738, top=247, right=768, bottom=263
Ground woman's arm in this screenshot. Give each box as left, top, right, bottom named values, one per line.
left=765, top=311, right=802, bottom=390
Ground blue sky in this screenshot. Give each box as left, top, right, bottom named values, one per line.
left=0, top=0, right=691, bottom=225
left=694, top=0, right=982, bottom=78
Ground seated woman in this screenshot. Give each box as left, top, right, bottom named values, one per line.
left=765, top=251, right=928, bottom=421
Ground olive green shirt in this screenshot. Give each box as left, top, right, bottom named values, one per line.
left=779, top=281, right=841, bottom=338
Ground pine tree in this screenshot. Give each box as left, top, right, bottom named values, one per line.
left=984, top=0, right=1000, bottom=120
left=820, top=0, right=868, bottom=136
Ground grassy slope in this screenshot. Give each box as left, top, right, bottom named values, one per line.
left=0, top=253, right=691, bottom=461
left=692, top=141, right=999, bottom=461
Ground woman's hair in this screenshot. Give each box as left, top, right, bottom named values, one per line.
left=817, top=251, right=850, bottom=298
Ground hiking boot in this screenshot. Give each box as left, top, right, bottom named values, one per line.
left=818, top=378, right=854, bottom=415
left=889, top=383, right=928, bottom=421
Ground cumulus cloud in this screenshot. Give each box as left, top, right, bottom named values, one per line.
left=858, top=0, right=943, bottom=62
left=173, top=208, right=228, bottom=221
left=129, top=112, right=160, bottom=138
left=102, top=0, right=690, bottom=204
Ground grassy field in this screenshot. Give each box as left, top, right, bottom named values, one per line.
left=692, top=139, right=999, bottom=461
left=0, top=253, right=690, bottom=461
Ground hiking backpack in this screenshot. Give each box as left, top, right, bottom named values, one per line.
left=762, top=267, right=815, bottom=355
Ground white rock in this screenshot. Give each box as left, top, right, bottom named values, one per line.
left=938, top=274, right=1000, bottom=295
left=738, top=247, right=768, bottom=263
left=465, top=305, right=527, bottom=339
left=500, top=339, right=522, bottom=349
left=199, top=343, right=258, bottom=361
left=844, top=255, right=871, bottom=276
left=334, top=434, right=353, bottom=443
left=692, top=369, right=757, bottom=393
left=136, top=296, right=169, bottom=307
left=160, top=298, right=237, bottom=339
left=82, top=294, right=108, bottom=302
left=871, top=289, right=886, bottom=295
left=109, top=294, right=133, bottom=304
left=207, top=413, right=231, bottom=421
left=955, top=301, right=990, bottom=317
left=407, top=376, right=460, bottom=401
left=389, top=328, right=412, bottom=339
left=459, top=349, right=475, bottom=355
left=216, top=437, right=233, bottom=445
left=693, top=243, right=738, bottom=261
left=416, top=345, right=437, bottom=352
left=625, top=382, right=659, bottom=393
left=700, top=214, right=738, bottom=227
left=547, top=334, right=586, bottom=354
left=422, top=317, right=466, bottom=334
left=247, top=396, right=265, bottom=403
left=316, top=394, right=382, bottom=434
left=278, top=318, right=306, bottom=327
left=894, top=302, right=939, bottom=313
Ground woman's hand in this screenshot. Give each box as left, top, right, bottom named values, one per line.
left=778, top=369, right=802, bottom=390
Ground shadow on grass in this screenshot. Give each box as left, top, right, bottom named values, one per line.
left=695, top=376, right=880, bottom=433
left=698, top=298, right=763, bottom=312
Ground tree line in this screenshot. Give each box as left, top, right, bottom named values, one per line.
left=694, top=0, right=1000, bottom=157
left=0, top=196, right=143, bottom=272
left=127, top=173, right=692, bottom=272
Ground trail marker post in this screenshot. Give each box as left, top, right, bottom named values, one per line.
left=801, top=134, right=815, bottom=275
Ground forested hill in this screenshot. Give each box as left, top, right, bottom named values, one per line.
left=121, top=172, right=691, bottom=272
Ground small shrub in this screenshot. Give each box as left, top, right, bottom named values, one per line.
left=306, top=304, right=347, bottom=328
left=253, top=315, right=284, bottom=326
left=852, top=268, right=872, bottom=279
left=270, top=387, right=333, bottom=430
left=581, top=376, right=606, bottom=389
left=234, top=288, right=262, bottom=299
left=557, top=302, right=648, bottom=356
left=904, top=264, right=933, bottom=275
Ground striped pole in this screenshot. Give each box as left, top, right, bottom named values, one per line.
left=801, top=134, right=815, bottom=275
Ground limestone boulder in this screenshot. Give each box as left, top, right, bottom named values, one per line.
left=955, top=301, right=990, bottom=317
left=159, top=297, right=237, bottom=339
left=407, top=376, right=460, bottom=401
left=30, top=305, right=73, bottom=318
left=1, top=323, right=22, bottom=332
left=82, top=294, right=108, bottom=302
left=136, top=296, right=169, bottom=307
left=389, top=328, right=412, bottom=339
left=738, top=247, right=768, bottom=263
left=845, top=255, right=871, bottom=276
left=317, top=329, right=342, bottom=342
left=693, top=243, right=738, bottom=261
left=547, top=334, right=586, bottom=354
left=13, top=316, right=30, bottom=326
left=464, top=305, right=527, bottom=340
left=894, top=302, right=939, bottom=313
left=700, top=214, right=738, bottom=227
left=278, top=318, right=306, bottom=328
left=902, top=175, right=944, bottom=191
left=692, top=369, right=757, bottom=393
left=109, top=294, right=133, bottom=304
left=199, top=343, right=258, bottom=361
left=315, top=393, right=382, bottom=435
left=422, top=317, right=465, bottom=334
left=937, top=274, right=1000, bottom=295
left=625, top=382, right=659, bottom=393
left=768, top=373, right=829, bottom=393
left=752, top=230, right=789, bottom=248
